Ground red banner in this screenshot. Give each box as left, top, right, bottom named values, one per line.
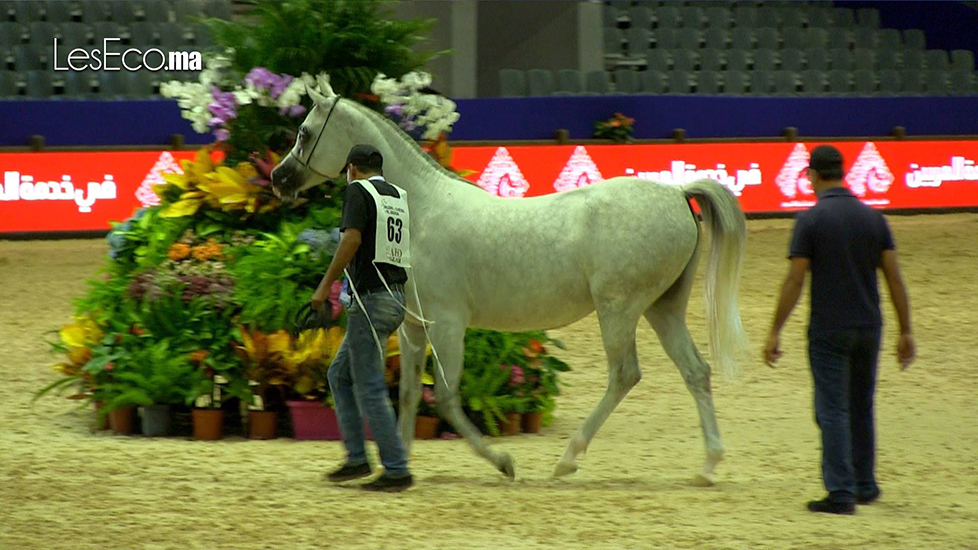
left=453, top=140, right=978, bottom=212
left=1, top=140, right=977, bottom=234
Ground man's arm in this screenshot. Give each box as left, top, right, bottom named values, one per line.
left=311, top=229, right=362, bottom=311
left=881, top=249, right=915, bottom=369
left=764, top=257, right=810, bottom=366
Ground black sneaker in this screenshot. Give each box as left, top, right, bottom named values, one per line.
left=857, top=488, right=882, bottom=505
left=326, top=463, right=372, bottom=483
left=362, top=474, right=414, bottom=493
left=807, top=497, right=856, bottom=515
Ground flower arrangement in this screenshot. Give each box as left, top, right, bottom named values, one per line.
left=371, top=72, right=461, bottom=141
left=236, top=325, right=344, bottom=403
left=593, top=112, right=636, bottom=143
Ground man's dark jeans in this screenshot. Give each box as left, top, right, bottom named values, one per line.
left=808, top=327, right=882, bottom=504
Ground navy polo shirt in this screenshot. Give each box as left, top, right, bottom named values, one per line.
left=789, top=187, right=895, bottom=333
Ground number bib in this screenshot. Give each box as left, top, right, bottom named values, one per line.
left=355, top=178, right=411, bottom=268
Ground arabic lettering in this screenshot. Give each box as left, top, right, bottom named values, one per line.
left=625, top=161, right=763, bottom=196
left=0, top=172, right=117, bottom=213
left=906, top=157, right=978, bottom=188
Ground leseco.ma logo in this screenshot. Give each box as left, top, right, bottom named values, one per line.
left=52, top=37, right=202, bottom=72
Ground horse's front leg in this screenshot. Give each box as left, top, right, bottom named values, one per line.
left=397, top=321, right=427, bottom=453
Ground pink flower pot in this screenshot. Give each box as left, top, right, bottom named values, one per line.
left=286, top=400, right=373, bottom=441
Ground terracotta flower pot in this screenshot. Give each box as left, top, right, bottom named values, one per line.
left=499, top=412, right=521, bottom=436
left=522, top=411, right=544, bottom=434
left=249, top=410, right=278, bottom=440
left=109, top=406, right=135, bottom=435
left=192, top=408, right=224, bottom=441
left=415, top=415, right=439, bottom=440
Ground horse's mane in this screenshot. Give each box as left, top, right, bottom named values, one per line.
left=345, top=99, right=474, bottom=187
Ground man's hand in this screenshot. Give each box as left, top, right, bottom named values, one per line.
left=897, top=333, right=916, bottom=370
left=312, top=290, right=329, bottom=313
left=764, top=332, right=782, bottom=367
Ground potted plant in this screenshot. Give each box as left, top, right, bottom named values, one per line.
left=415, top=383, right=440, bottom=440
left=235, top=326, right=294, bottom=439
left=520, top=337, right=570, bottom=433
left=279, top=326, right=346, bottom=440
left=593, top=112, right=635, bottom=143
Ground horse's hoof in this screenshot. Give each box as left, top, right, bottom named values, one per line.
left=553, top=459, right=578, bottom=478
left=691, top=472, right=716, bottom=487
left=496, top=453, right=516, bottom=480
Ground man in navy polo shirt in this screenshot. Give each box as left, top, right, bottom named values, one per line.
left=764, top=145, right=915, bottom=515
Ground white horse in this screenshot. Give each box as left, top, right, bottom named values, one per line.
left=271, top=78, right=749, bottom=484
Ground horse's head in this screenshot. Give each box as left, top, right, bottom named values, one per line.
left=270, top=75, right=355, bottom=201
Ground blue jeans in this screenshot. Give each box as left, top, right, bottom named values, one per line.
left=327, top=290, right=409, bottom=477
left=808, top=328, right=882, bottom=503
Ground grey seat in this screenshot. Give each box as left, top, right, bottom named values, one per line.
left=705, top=7, right=731, bottom=29
left=900, top=70, right=926, bottom=94
left=25, top=69, right=53, bottom=97
left=806, top=48, right=829, bottom=71
left=704, top=29, right=728, bottom=50
left=604, top=28, right=623, bottom=55
left=63, top=72, right=96, bottom=98
left=801, top=69, right=825, bottom=94
left=555, top=69, right=583, bottom=95
left=654, top=28, right=679, bottom=50
left=854, top=49, right=876, bottom=70
left=0, top=23, right=24, bottom=47
left=951, top=50, right=974, bottom=72
left=44, top=0, right=72, bottom=23
left=646, top=49, right=670, bottom=71
left=667, top=70, right=692, bottom=94
left=853, top=69, right=876, bottom=94
left=827, top=69, right=852, bottom=94
left=774, top=70, right=798, bottom=95
left=832, top=8, right=856, bottom=27
left=700, top=48, right=724, bottom=71
left=756, top=8, right=779, bottom=28
left=657, top=6, right=681, bottom=28
left=679, top=30, right=701, bottom=51
left=829, top=48, right=852, bottom=71
left=13, top=0, right=42, bottom=23
left=99, top=71, right=132, bottom=97
left=857, top=8, right=880, bottom=29
left=829, top=27, right=856, bottom=50
left=627, top=27, right=652, bottom=54
left=949, top=71, right=975, bottom=94
left=94, top=22, right=121, bottom=43
left=781, top=7, right=805, bottom=29
left=144, top=1, right=172, bottom=23
left=903, top=29, right=926, bottom=51
left=731, top=28, right=753, bottom=50
left=174, top=0, right=204, bottom=22
left=672, top=49, right=697, bottom=71
left=629, top=6, right=653, bottom=30
left=808, top=9, right=834, bottom=28
left=878, top=50, right=900, bottom=71
left=680, top=6, right=705, bottom=29
left=192, top=25, right=213, bottom=47
left=526, top=69, right=554, bottom=96
left=925, top=71, right=950, bottom=95
left=0, top=71, right=19, bottom=97
left=204, top=0, right=232, bottom=20
left=603, top=5, right=620, bottom=28
left=783, top=31, right=806, bottom=51
left=903, top=50, right=926, bottom=71
left=879, top=29, right=902, bottom=51
left=781, top=48, right=805, bottom=72
left=28, top=22, right=58, bottom=45
left=722, top=70, right=748, bottom=94
left=59, top=23, right=90, bottom=48
left=757, top=27, right=779, bottom=50
left=12, top=44, right=42, bottom=71
left=585, top=70, right=612, bottom=94
left=498, top=69, right=525, bottom=97
left=726, top=49, right=750, bottom=72
left=131, top=22, right=159, bottom=46
left=614, top=68, right=640, bottom=94
left=111, top=1, right=138, bottom=24
left=641, top=70, right=667, bottom=94
left=854, top=28, right=878, bottom=49
left=879, top=69, right=901, bottom=94
left=806, top=28, right=829, bottom=50
left=754, top=48, right=777, bottom=71
left=129, top=70, right=158, bottom=97
left=696, top=71, right=720, bottom=94
left=926, top=50, right=949, bottom=71
left=750, top=70, right=773, bottom=95
left=733, top=6, right=757, bottom=28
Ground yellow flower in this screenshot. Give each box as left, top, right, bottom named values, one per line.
left=60, top=317, right=103, bottom=348
left=235, top=162, right=259, bottom=181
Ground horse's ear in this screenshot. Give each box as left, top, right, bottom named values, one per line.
left=316, top=74, right=336, bottom=98
left=307, top=83, right=328, bottom=106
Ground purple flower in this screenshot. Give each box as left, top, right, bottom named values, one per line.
left=509, top=365, right=525, bottom=386
left=208, top=86, right=237, bottom=126
left=214, top=129, right=230, bottom=141
left=244, top=67, right=276, bottom=90
left=268, top=74, right=292, bottom=100
left=278, top=104, right=306, bottom=117
left=385, top=103, right=404, bottom=117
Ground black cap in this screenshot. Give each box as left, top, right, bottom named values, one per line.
left=808, top=145, right=843, bottom=173
left=344, top=144, right=383, bottom=172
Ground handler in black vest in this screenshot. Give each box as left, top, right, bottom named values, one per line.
left=312, top=144, right=412, bottom=492
left=764, top=145, right=915, bottom=514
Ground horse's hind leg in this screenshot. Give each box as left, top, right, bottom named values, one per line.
left=554, top=303, right=643, bottom=477
left=397, top=321, right=427, bottom=453
left=646, top=303, right=725, bottom=487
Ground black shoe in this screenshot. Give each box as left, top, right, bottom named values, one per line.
left=857, top=488, right=881, bottom=505
left=326, top=463, right=372, bottom=483
left=807, top=497, right=856, bottom=515
left=361, top=474, right=414, bottom=493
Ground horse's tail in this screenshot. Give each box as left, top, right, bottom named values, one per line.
left=682, top=179, right=749, bottom=379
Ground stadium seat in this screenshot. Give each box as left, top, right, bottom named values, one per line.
left=832, top=8, right=856, bottom=27
left=646, top=49, right=670, bottom=72
left=0, top=71, right=20, bottom=97
left=879, top=29, right=901, bottom=51
left=203, top=0, right=231, bottom=20
left=667, top=70, right=692, bottom=94
left=603, top=5, right=619, bottom=29
left=62, top=71, right=96, bottom=98
left=585, top=70, right=611, bottom=94
left=12, top=44, right=42, bottom=71
left=555, top=69, right=583, bottom=95
left=174, top=0, right=204, bottom=22
left=498, top=69, right=525, bottom=97
left=656, top=6, right=681, bottom=28
left=949, top=71, right=975, bottom=94
left=722, top=70, right=748, bottom=94
left=98, top=71, right=132, bottom=98
left=878, top=50, right=900, bottom=71
left=757, top=27, right=779, bottom=50
left=900, top=70, right=926, bottom=94
left=782, top=31, right=805, bottom=51
left=726, top=49, right=750, bottom=72
left=780, top=7, right=805, bottom=29
left=853, top=69, right=876, bottom=94
left=0, top=23, right=25, bottom=47
left=750, top=70, right=773, bottom=95
left=879, top=69, right=901, bottom=94
left=903, top=29, right=926, bottom=51
left=604, top=28, right=623, bottom=56
left=679, top=29, right=701, bottom=51
left=856, top=8, right=880, bottom=29
left=951, top=50, right=974, bottom=72
left=756, top=8, right=779, bottom=29
left=733, top=6, right=757, bottom=28
left=111, top=1, right=138, bottom=24
left=700, top=48, right=724, bottom=72
left=129, top=70, right=158, bottom=97
left=926, top=50, right=949, bottom=71
left=829, top=27, right=856, bottom=50
left=704, top=29, right=729, bottom=50
left=696, top=70, right=720, bottom=94
left=680, top=6, right=705, bottom=29
left=641, top=70, right=667, bottom=94
left=130, top=22, right=159, bottom=47
left=526, top=69, right=554, bottom=96
left=672, top=49, right=697, bottom=71
left=781, top=48, right=805, bottom=72
left=854, top=28, right=878, bottom=49
left=854, top=49, right=876, bottom=71
left=13, top=0, right=42, bottom=23
left=78, top=1, right=109, bottom=23
left=903, top=50, right=926, bottom=71
left=44, top=0, right=72, bottom=23
left=801, top=69, right=825, bottom=94
left=627, top=27, right=652, bottom=54
left=925, top=71, right=950, bottom=95
left=24, top=69, right=53, bottom=97
left=754, top=48, right=777, bottom=71
left=614, top=68, right=640, bottom=94
left=731, top=28, right=753, bottom=51
left=827, top=70, right=852, bottom=94
left=654, top=28, right=679, bottom=50
left=806, top=48, right=829, bottom=71
left=808, top=8, right=833, bottom=28
left=629, top=6, right=652, bottom=31
left=774, top=70, right=797, bottom=95
left=143, top=0, right=172, bottom=23
left=705, top=7, right=731, bottom=29
left=191, top=25, right=214, bottom=47
left=28, top=22, right=58, bottom=46
left=806, top=28, right=829, bottom=50
left=829, top=48, right=852, bottom=71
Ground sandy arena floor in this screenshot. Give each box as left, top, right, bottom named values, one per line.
left=1, top=215, right=977, bottom=550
